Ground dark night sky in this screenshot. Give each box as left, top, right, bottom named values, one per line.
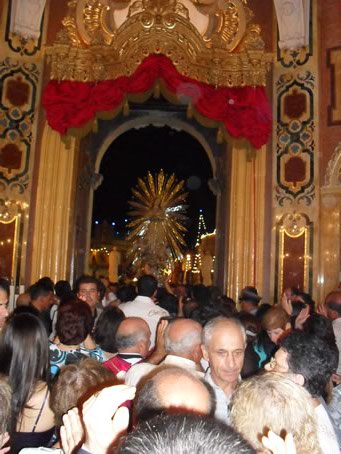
left=92, top=125, right=216, bottom=248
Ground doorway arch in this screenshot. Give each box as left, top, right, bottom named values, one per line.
left=72, top=104, right=230, bottom=289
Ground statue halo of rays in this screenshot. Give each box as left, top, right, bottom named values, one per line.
left=127, top=169, right=188, bottom=278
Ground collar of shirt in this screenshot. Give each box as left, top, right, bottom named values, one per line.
left=333, top=317, right=341, bottom=328
left=118, top=353, right=144, bottom=364
left=134, top=295, right=155, bottom=305
left=162, top=355, right=197, bottom=369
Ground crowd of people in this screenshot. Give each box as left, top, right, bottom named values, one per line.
left=0, top=273, right=340, bottom=454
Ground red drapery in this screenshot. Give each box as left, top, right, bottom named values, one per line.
left=42, top=54, right=272, bottom=149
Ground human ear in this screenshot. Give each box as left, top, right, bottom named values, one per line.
left=201, top=344, right=209, bottom=362
left=292, top=373, right=305, bottom=387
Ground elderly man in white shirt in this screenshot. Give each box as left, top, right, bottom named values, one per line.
left=125, top=318, right=203, bottom=386
left=119, top=275, right=169, bottom=348
left=201, top=317, right=246, bottom=424
left=202, top=317, right=246, bottom=424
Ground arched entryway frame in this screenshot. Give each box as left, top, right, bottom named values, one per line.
left=71, top=103, right=230, bottom=290
left=30, top=0, right=271, bottom=298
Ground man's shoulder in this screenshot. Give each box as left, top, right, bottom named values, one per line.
left=125, top=362, right=156, bottom=386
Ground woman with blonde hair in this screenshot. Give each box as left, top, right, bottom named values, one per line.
left=230, top=372, right=321, bottom=453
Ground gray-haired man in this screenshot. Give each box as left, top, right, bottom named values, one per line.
left=202, top=317, right=246, bottom=424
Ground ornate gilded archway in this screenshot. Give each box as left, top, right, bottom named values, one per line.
left=30, top=0, right=272, bottom=296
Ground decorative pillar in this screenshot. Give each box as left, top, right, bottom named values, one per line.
left=30, top=124, right=78, bottom=283
left=226, top=139, right=266, bottom=302
left=271, top=2, right=320, bottom=302
left=318, top=143, right=341, bottom=300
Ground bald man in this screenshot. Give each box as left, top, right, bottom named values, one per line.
left=202, top=317, right=246, bottom=423
left=136, top=367, right=213, bottom=421
left=103, top=317, right=151, bottom=380
left=125, top=318, right=203, bottom=386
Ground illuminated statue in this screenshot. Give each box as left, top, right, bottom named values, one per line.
left=127, top=170, right=187, bottom=277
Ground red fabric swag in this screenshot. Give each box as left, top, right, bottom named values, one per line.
left=42, top=54, right=272, bottom=148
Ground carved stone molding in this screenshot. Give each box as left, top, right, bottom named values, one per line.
left=47, top=0, right=272, bottom=86
left=324, top=141, right=341, bottom=188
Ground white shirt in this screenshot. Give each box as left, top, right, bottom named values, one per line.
left=204, top=368, right=233, bottom=424
left=314, top=403, right=340, bottom=454
left=119, top=296, right=169, bottom=347
left=333, top=318, right=341, bottom=374
left=125, top=354, right=203, bottom=387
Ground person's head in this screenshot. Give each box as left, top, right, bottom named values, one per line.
left=303, top=313, right=336, bottom=347
left=54, top=280, right=72, bottom=301
left=0, top=376, right=11, bottom=434
left=37, top=276, right=54, bottom=292
left=50, top=358, right=115, bottom=426
left=15, top=292, right=31, bottom=307
left=0, top=313, right=50, bottom=431
left=255, top=303, right=271, bottom=320
left=164, top=318, right=203, bottom=363
left=29, top=281, right=54, bottom=311
left=56, top=299, right=93, bottom=346
left=192, top=284, right=210, bottom=306
left=261, top=306, right=290, bottom=344
left=137, top=275, right=158, bottom=298
left=0, top=278, right=10, bottom=329
left=202, top=317, right=246, bottom=391
left=135, top=367, right=213, bottom=421
left=94, top=306, right=125, bottom=353
left=115, top=317, right=151, bottom=357
left=116, top=285, right=137, bottom=303
left=118, top=413, right=255, bottom=454
left=75, top=275, right=101, bottom=311
left=325, top=290, right=341, bottom=320
left=238, top=286, right=261, bottom=313
left=284, top=286, right=299, bottom=300
left=230, top=372, right=320, bottom=453
left=265, top=331, right=339, bottom=398
left=296, top=292, right=315, bottom=313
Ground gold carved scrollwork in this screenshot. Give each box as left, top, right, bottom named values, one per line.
left=47, top=0, right=272, bottom=86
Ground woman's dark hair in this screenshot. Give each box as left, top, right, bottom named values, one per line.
left=296, top=292, right=315, bottom=313
left=117, top=285, right=137, bottom=303
left=94, top=306, right=125, bottom=353
left=56, top=300, right=93, bottom=345
left=54, top=280, right=72, bottom=300
left=0, top=278, right=10, bottom=297
left=0, top=313, right=50, bottom=432
left=192, top=285, right=210, bottom=306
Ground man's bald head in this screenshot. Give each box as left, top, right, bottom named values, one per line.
left=136, top=367, right=213, bottom=421
left=325, top=291, right=341, bottom=320
left=115, top=317, right=151, bottom=357
left=164, top=319, right=203, bottom=363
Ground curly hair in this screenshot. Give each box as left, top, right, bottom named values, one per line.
left=56, top=300, right=93, bottom=345
left=230, top=372, right=320, bottom=454
left=50, top=358, right=115, bottom=426
left=281, top=331, right=339, bottom=397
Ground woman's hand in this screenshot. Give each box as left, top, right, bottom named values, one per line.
left=294, top=305, right=310, bottom=330
left=60, top=408, right=84, bottom=454
left=281, top=293, right=293, bottom=316
left=82, top=385, right=136, bottom=454
left=262, top=431, right=296, bottom=454
left=0, top=433, right=10, bottom=454
left=146, top=319, right=168, bottom=364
